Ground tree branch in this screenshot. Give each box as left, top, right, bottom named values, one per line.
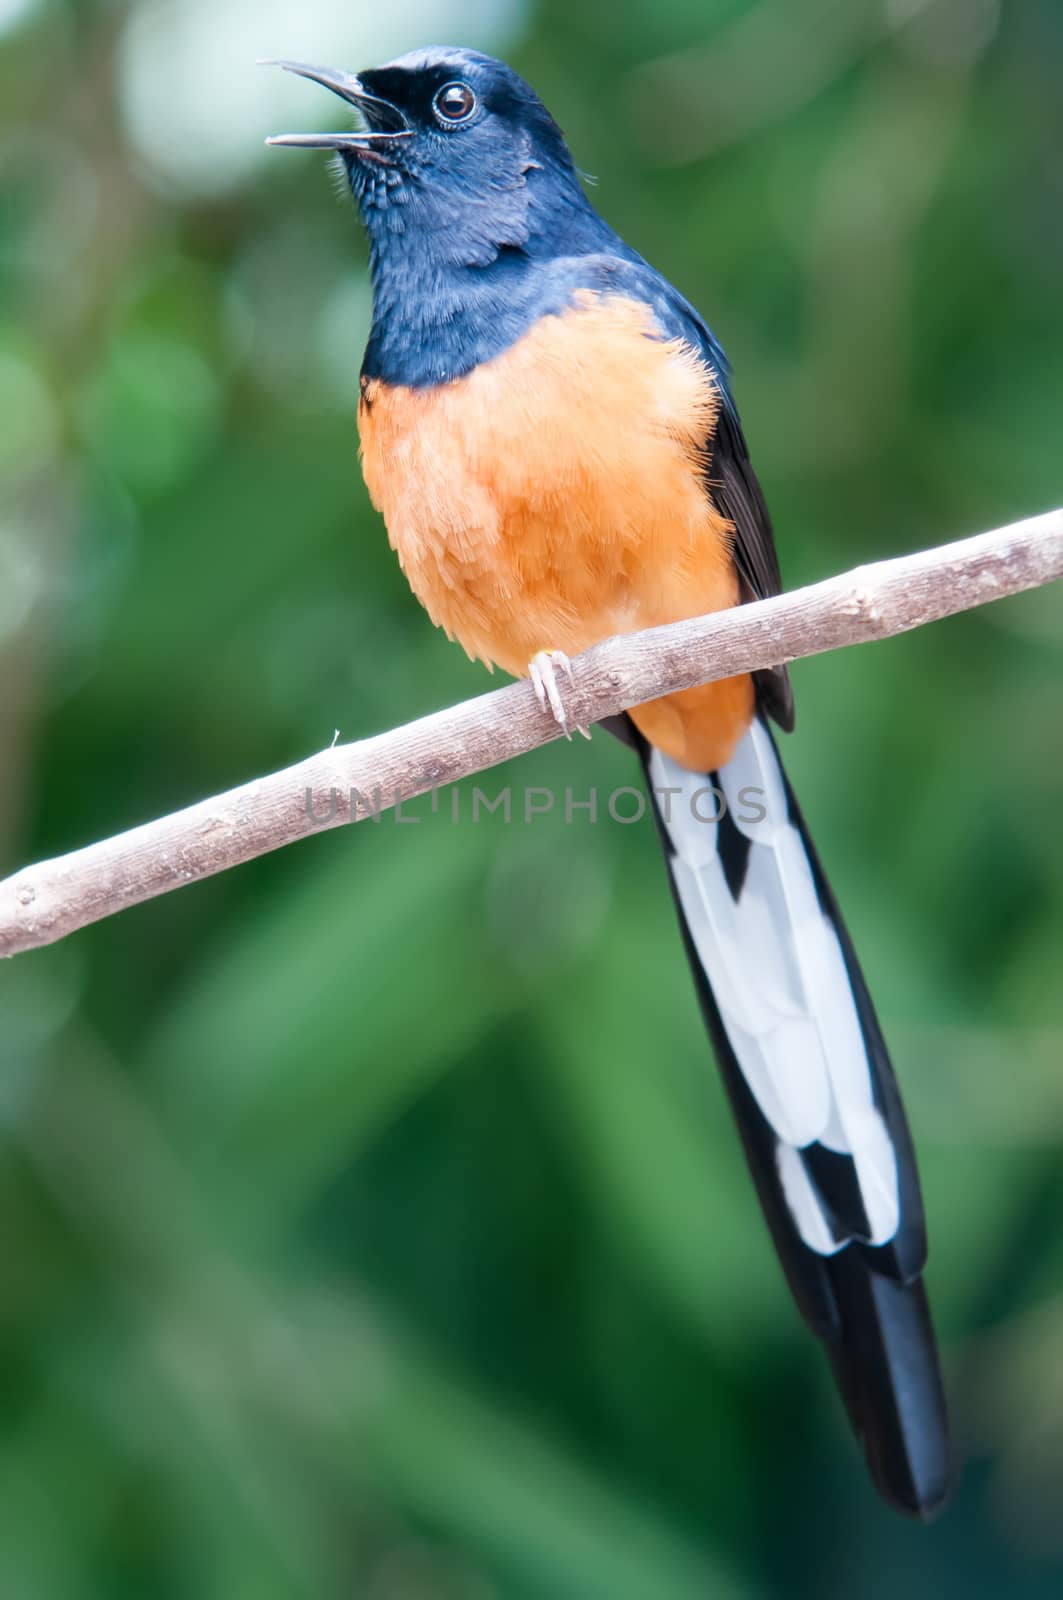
left=2, top=507, right=1060, bottom=959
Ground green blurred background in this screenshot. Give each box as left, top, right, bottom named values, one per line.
left=1, top=0, right=1061, bottom=1594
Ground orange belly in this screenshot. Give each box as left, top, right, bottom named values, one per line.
left=358, top=291, right=754, bottom=771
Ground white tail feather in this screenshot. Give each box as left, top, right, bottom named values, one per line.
left=648, top=722, right=900, bottom=1251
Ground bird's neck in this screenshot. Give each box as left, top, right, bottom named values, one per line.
left=361, top=191, right=619, bottom=388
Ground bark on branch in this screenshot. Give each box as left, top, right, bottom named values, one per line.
left=2, top=507, right=1061, bottom=959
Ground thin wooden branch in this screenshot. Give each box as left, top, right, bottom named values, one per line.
left=2, top=507, right=1060, bottom=959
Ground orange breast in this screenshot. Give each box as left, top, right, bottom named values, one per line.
left=358, top=291, right=753, bottom=771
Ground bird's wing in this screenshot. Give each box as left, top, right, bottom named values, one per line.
left=661, top=283, right=794, bottom=729
left=585, top=254, right=795, bottom=729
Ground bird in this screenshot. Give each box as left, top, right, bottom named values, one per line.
left=266, top=47, right=951, bottom=1519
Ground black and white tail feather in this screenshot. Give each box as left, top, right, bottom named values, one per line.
left=640, top=717, right=951, bottom=1519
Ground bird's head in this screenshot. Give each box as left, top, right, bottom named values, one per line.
left=266, top=47, right=585, bottom=268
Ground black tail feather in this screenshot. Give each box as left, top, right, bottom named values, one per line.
left=828, top=1256, right=951, bottom=1519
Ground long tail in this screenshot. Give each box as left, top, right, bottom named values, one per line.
left=639, top=717, right=951, bottom=1520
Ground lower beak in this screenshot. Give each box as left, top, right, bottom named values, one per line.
left=261, top=58, right=411, bottom=151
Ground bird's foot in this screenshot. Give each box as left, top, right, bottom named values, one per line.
left=528, top=651, right=591, bottom=740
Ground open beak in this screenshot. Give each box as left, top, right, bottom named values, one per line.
left=261, top=59, right=412, bottom=152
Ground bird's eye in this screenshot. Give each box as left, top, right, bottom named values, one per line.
left=433, top=81, right=477, bottom=124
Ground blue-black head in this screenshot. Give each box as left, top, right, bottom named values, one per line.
left=266, top=48, right=624, bottom=383
left=267, top=49, right=602, bottom=263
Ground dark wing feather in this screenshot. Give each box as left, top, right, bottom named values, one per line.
left=709, top=399, right=795, bottom=729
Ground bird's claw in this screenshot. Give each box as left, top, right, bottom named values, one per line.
left=529, top=650, right=589, bottom=739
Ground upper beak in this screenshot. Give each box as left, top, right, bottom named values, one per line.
left=261, top=59, right=411, bottom=151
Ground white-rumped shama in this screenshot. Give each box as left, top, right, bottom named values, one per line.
left=268, top=47, right=951, bottom=1520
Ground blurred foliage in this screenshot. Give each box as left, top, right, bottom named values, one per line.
left=1, top=0, right=1062, bottom=1595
